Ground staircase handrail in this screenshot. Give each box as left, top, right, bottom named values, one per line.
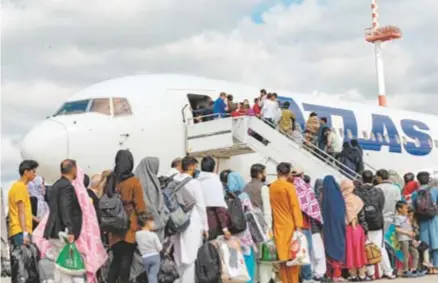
left=258, top=117, right=361, bottom=180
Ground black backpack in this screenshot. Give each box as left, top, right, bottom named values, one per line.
left=364, top=203, right=382, bottom=231
left=99, top=193, right=130, bottom=234
left=196, top=239, right=221, bottom=283
left=414, top=189, right=438, bottom=219
left=225, top=192, right=247, bottom=235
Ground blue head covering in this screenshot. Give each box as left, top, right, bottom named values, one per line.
left=227, top=172, right=246, bottom=193
left=322, top=175, right=346, bottom=262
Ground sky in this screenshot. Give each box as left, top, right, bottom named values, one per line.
left=1, top=0, right=438, bottom=189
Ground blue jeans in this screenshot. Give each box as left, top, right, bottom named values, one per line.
left=300, top=229, right=313, bottom=280
left=142, top=254, right=160, bottom=283
left=10, top=233, right=24, bottom=247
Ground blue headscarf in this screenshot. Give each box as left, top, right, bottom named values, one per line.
left=322, top=175, right=346, bottom=262
left=227, top=172, right=246, bottom=193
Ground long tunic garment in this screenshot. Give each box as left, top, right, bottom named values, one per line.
left=412, top=186, right=438, bottom=267
left=270, top=179, right=304, bottom=283
left=173, top=173, right=209, bottom=283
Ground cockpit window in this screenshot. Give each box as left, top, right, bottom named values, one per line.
left=55, top=100, right=90, bottom=115
left=113, top=97, right=132, bottom=116
left=90, top=98, right=111, bottom=115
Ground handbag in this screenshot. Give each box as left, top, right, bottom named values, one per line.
left=365, top=242, right=382, bottom=265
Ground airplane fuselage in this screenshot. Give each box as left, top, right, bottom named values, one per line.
left=20, top=74, right=438, bottom=183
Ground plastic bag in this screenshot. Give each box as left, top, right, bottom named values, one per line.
left=157, top=238, right=179, bottom=283
left=216, top=236, right=250, bottom=283
left=55, top=243, right=86, bottom=276
left=260, top=239, right=278, bottom=261
left=11, top=243, right=40, bottom=283
left=38, top=257, right=55, bottom=282
left=286, top=231, right=310, bottom=266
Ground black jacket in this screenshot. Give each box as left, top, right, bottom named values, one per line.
left=354, top=183, right=385, bottom=231
left=44, top=177, right=83, bottom=240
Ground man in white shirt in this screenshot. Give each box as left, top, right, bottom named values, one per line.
left=173, top=157, right=209, bottom=283
left=261, top=93, right=281, bottom=128
left=165, top=157, right=182, bottom=178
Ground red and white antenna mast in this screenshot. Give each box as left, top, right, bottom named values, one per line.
left=365, top=0, right=402, bottom=107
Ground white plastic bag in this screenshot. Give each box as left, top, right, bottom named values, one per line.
left=216, top=236, right=250, bottom=283
left=286, top=231, right=310, bottom=266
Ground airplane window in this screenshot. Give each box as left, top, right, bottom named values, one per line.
left=402, top=136, right=407, bottom=145
left=395, top=135, right=401, bottom=144
left=377, top=133, right=383, bottom=143
left=347, top=129, right=353, bottom=139
left=90, top=98, right=111, bottom=115
left=435, top=140, right=438, bottom=148
left=362, top=131, right=368, bottom=139
left=428, top=138, right=433, bottom=148
left=339, top=128, right=344, bottom=138
left=384, top=134, right=390, bottom=143
left=55, top=100, right=90, bottom=116
left=370, top=132, right=376, bottom=142
left=113, top=98, right=132, bottom=116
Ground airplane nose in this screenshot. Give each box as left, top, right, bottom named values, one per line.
left=20, top=119, right=68, bottom=183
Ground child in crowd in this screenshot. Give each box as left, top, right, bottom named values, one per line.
left=408, top=207, right=433, bottom=270
left=135, top=213, right=163, bottom=283
left=394, top=201, right=425, bottom=278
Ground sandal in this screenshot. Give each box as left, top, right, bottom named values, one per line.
left=358, top=276, right=373, bottom=281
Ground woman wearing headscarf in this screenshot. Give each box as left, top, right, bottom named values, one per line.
left=340, top=180, right=370, bottom=281
left=33, top=167, right=107, bottom=283
left=106, top=150, right=147, bottom=283
left=227, top=172, right=257, bottom=283
left=289, top=170, right=325, bottom=281
left=27, top=176, right=49, bottom=230
left=134, top=157, right=166, bottom=242
left=389, top=170, right=404, bottom=191
left=322, top=176, right=346, bottom=282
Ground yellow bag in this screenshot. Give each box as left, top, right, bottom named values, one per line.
left=365, top=242, right=381, bottom=265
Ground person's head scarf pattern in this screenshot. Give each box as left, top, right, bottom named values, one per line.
left=27, top=176, right=49, bottom=218
left=322, top=175, right=346, bottom=262
left=292, top=176, right=323, bottom=224
left=134, top=157, right=166, bottom=230
left=388, top=170, right=403, bottom=190
left=33, top=167, right=108, bottom=283
left=340, top=179, right=364, bottom=224
left=105, top=149, right=135, bottom=196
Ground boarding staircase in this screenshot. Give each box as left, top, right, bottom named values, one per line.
left=184, top=115, right=372, bottom=182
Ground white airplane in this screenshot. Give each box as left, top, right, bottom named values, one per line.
left=20, top=74, right=438, bottom=184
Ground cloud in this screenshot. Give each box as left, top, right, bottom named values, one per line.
left=2, top=0, right=438, bottom=185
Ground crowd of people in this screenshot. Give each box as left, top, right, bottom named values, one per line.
left=5, top=148, right=438, bottom=283
left=193, top=90, right=365, bottom=176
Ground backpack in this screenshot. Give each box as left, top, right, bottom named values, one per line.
left=225, top=192, right=247, bottom=235
left=99, top=193, right=130, bottom=234
left=162, top=177, right=195, bottom=235
left=196, top=240, right=222, bottom=283
left=414, top=189, right=438, bottom=219
left=158, top=174, right=177, bottom=190
left=364, top=203, right=382, bottom=231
